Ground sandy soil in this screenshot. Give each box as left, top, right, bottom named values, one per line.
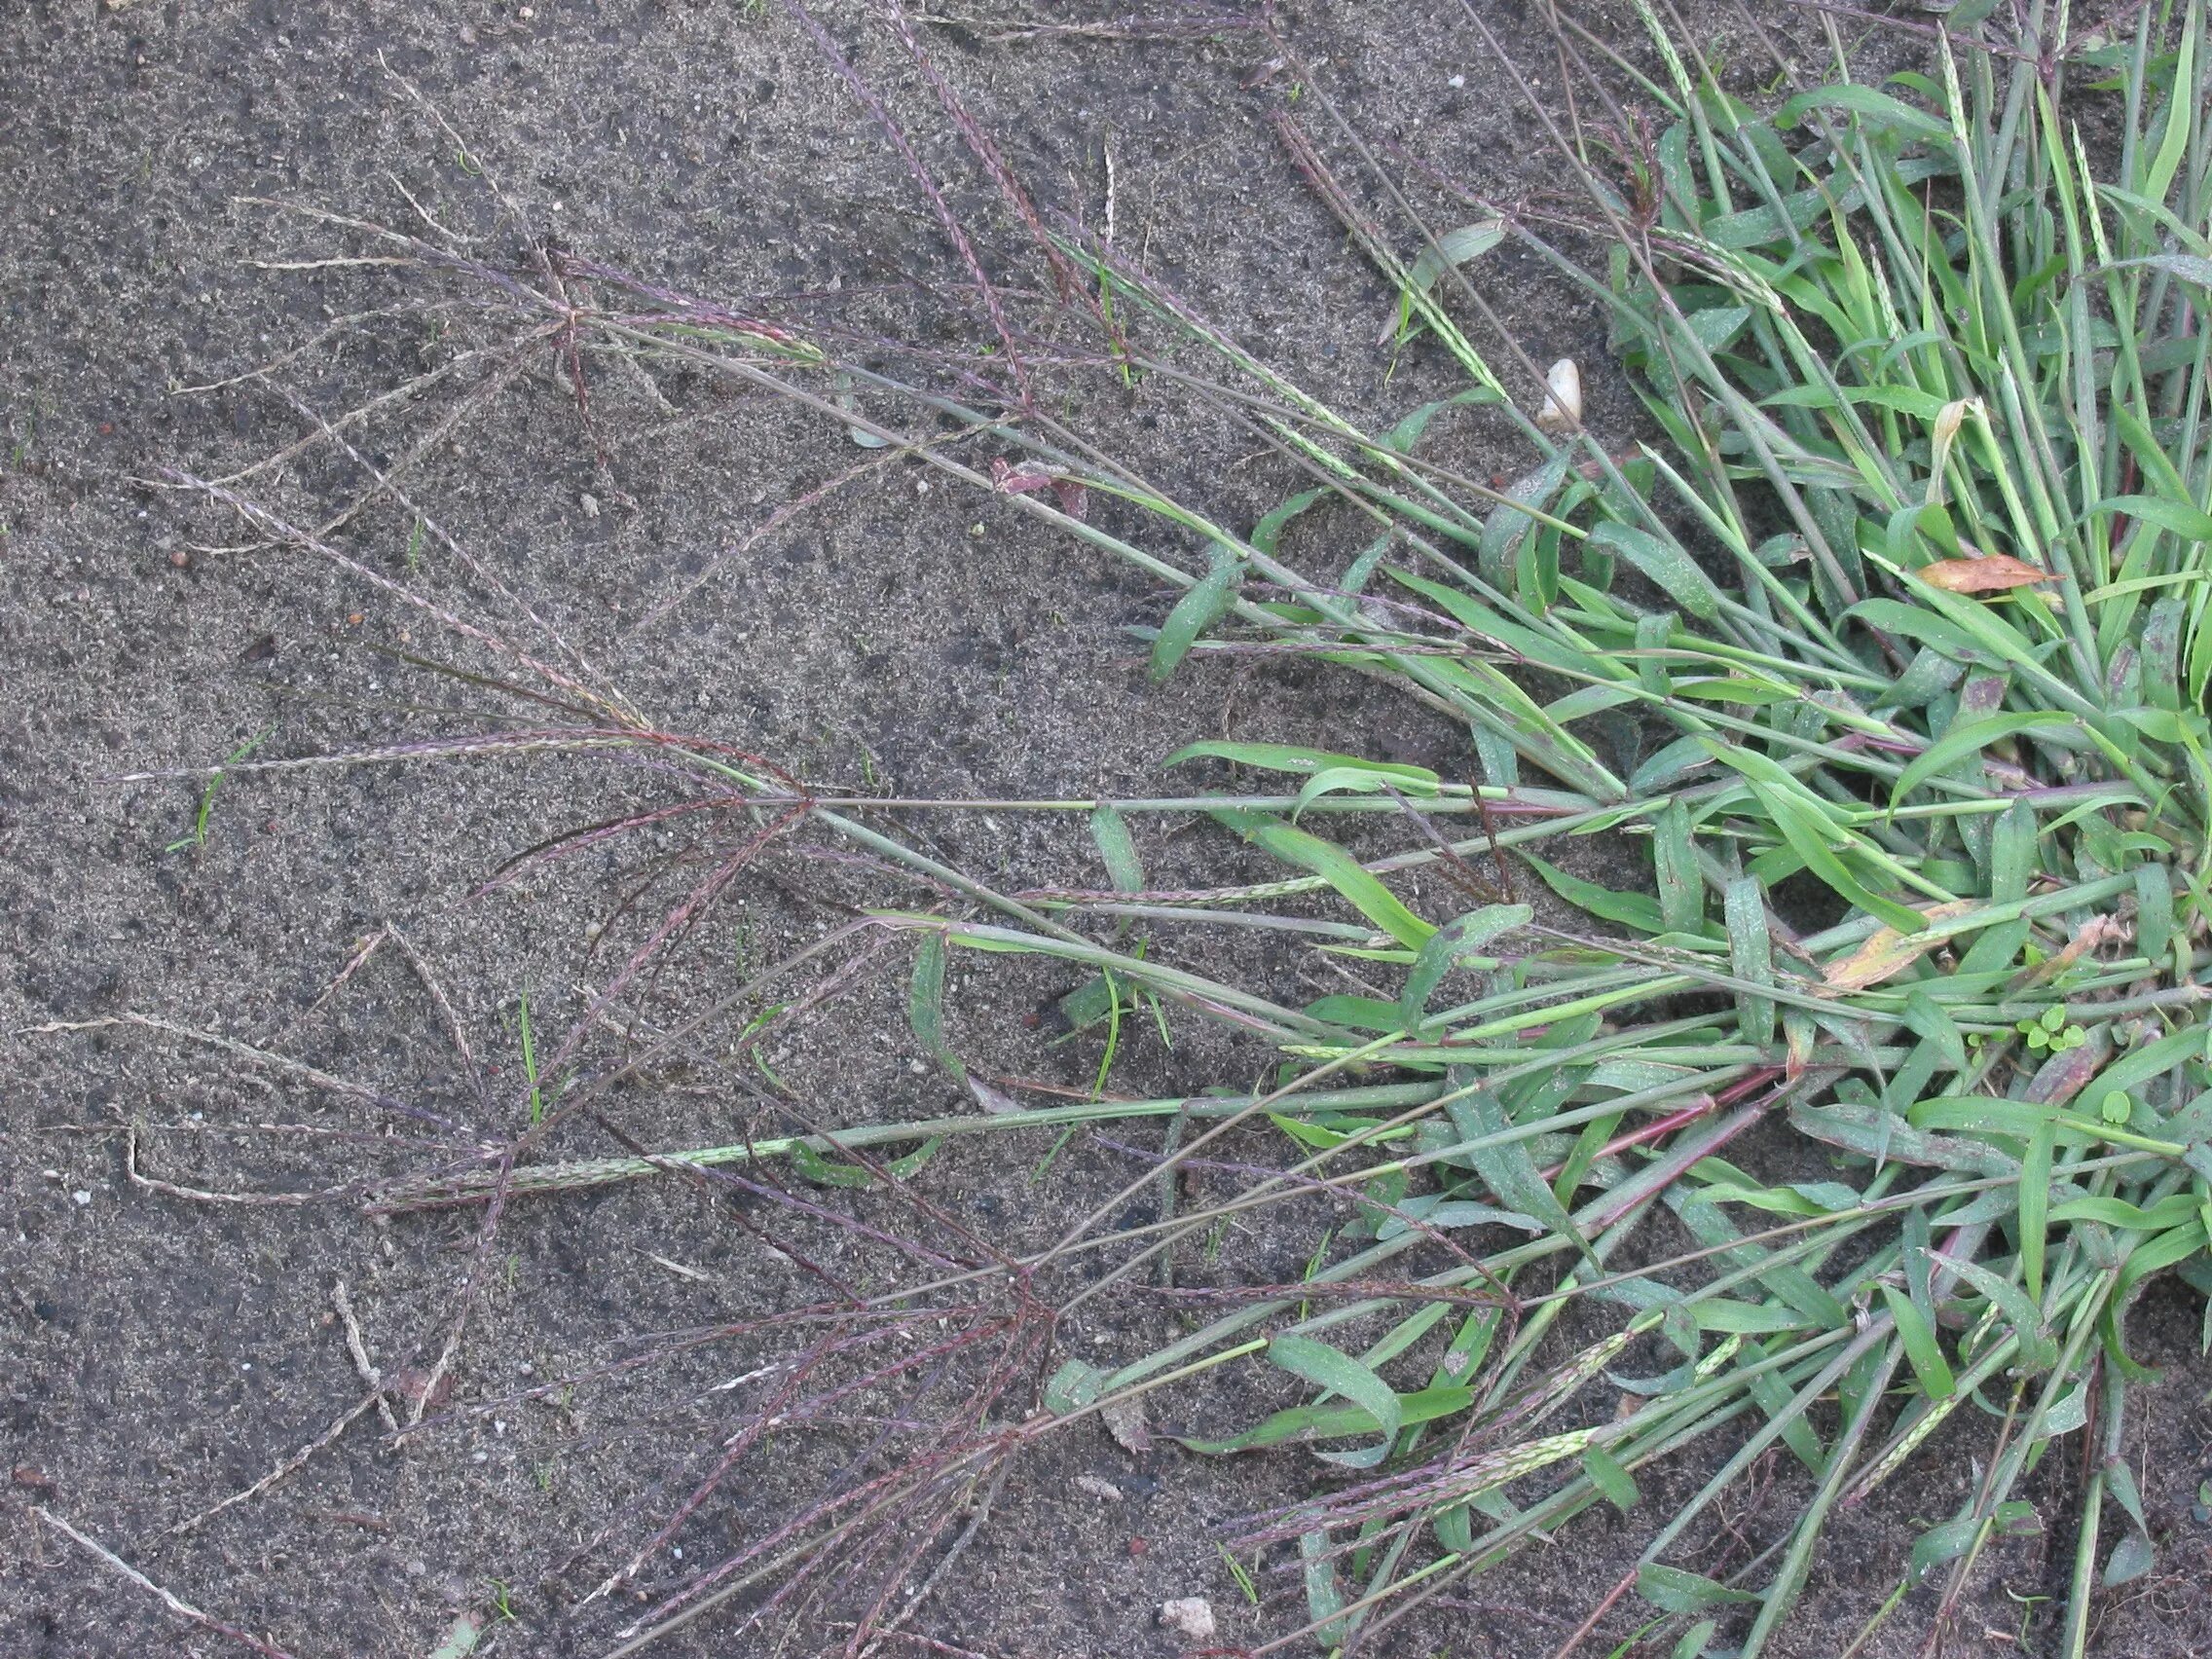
left=7, top=2, right=2212, bottom=1655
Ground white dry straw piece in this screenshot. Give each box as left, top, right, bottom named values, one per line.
left=31, top=1507, right=302, bottom=1659
left=1535, top=357, right=1582, bottom=433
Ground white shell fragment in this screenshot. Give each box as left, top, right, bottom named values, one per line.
left=1535, top=357, right=1582, bottom=433
left=1158, top=1597, right=1217, bottom=1641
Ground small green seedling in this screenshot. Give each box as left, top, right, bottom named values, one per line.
left=738, top=1004, right=791, bottom=1089
left=1028, top=1124, right=1081, bottom=1184
left=166, top=724, right=275, bottom=853
left=518, top=986, right=544, bottom=1124
left=2017, top=1006, right=2087, bottom=1054
left=1217, top=1542, right=1260, bottom=1606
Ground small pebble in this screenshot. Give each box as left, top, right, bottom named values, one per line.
left=71, top=1191, right=91, bottom=1207
left=1448, top=73, right=1465, bottom=88
left=1158, top=1597, right=1216, bottom=1641
left=169, top=550, right=189, bottom=569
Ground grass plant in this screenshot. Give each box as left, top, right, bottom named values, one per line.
left=84, top=1, right=2212, bottom=1654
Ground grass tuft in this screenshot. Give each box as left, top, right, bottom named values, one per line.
left=91, top=2, right=2212, bottom=1654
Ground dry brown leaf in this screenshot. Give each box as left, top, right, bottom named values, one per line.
left=1913, top=555, right=2055, bottom=594
left=1101, top=1394, right=1152, bottom=1453
left=2055, top=911, right=2128, bottom=962
left=2021, top=912, right=2129, bottom=985
left=966, top=1074, right=1024, bottom=1116
left=385, top=1366, right=456, bottom=1414
left=1821, top=899, right=1981, bottom=991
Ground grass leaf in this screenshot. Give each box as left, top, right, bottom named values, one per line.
left=1215, top=808, right=1436, bottom=946
left=1401, top=903, right=1531, bottom=1034
left=907, top=932, right=966, bottom=1081
left=1150, top=551, right=1240, bottom=682
left=1269, top=1334, right=1404, bottom=1469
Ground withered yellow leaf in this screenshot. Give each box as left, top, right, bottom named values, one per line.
left=1821, top=900, right=1981, bottom=991
left=1913, top=555, right=2054, bottom=594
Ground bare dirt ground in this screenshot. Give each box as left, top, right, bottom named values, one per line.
left=7, top=3, right=2212, bottom=1656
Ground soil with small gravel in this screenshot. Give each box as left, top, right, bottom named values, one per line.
left=8, top=3, right=2212, bottom=1657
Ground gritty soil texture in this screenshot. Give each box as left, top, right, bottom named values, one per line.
left=7, top=3, right=2212, bottom=1657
